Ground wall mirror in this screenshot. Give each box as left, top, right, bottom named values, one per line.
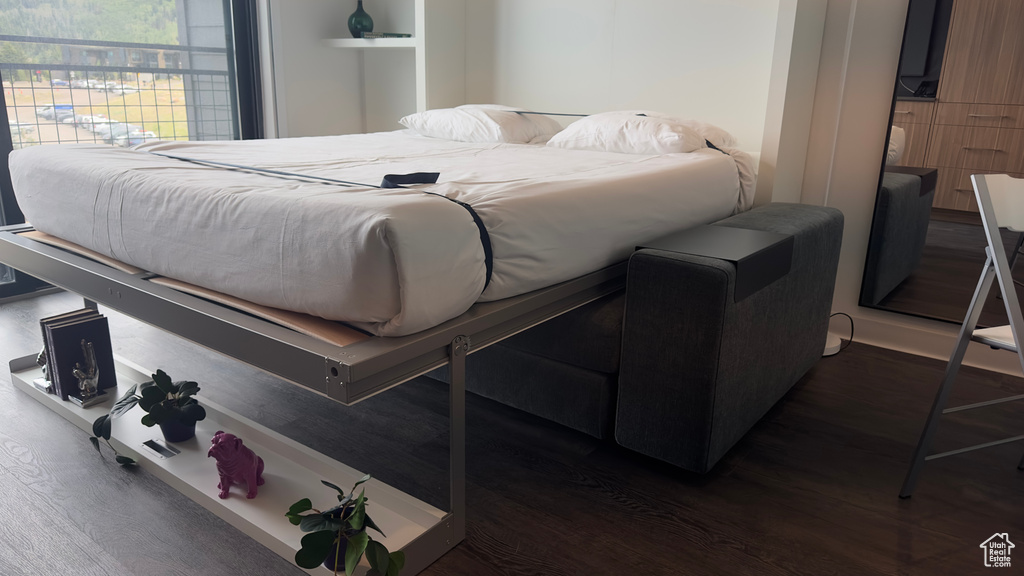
left=860, top=0, right=1024, bottom=328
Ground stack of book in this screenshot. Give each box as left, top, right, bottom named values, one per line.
left=38, top=308, right=117, bottom=403
left=361, top=32, right=412, bottom=38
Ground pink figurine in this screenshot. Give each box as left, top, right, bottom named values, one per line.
left=208, top=430, right=265, bottom=499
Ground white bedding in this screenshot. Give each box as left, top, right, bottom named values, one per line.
left=10, top=131, right=755, bottom=336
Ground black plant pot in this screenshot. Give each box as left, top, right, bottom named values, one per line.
left=159, top=419, right=197, bottom=442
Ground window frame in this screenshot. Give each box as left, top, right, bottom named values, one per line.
left=0, top=0, right=263, bottom=299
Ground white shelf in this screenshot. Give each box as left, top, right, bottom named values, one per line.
left=327, top=38, right=417, bottom=49
left=9, top=355, right=446, bottom=575
left=326, top=0, right=466, bottom=132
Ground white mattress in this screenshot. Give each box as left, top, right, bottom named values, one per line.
left=10, top=131, right=756, bottom=336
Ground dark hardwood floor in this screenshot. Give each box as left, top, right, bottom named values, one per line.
left=2, top=291, right=1023, bottom=575
left=874, top=208, right=1024, bottom=328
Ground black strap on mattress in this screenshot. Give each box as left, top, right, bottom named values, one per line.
left=144, top=151, right=494, bottom=290
left=380, top=172, right=440, bottom=188
left=705, top=139, right=726, bottom=154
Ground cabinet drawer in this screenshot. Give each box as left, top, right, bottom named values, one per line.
left=892, top=100, right=935, bottom=124
left=997, top=105, right=1024, bottom=130
left=930, top=166, right=975, bottom=212
left=926, top=125, right=1002, bottom=170
left=935, top=103, right=1007, bottom=127
left=996, top=128, right=1024, bottom=173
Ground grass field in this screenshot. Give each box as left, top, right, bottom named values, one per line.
left=5, top=77, right=191, bottom=140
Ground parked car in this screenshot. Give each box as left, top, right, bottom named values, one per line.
left=103, top=123, right=140, bottom=144
left=70, top=80, right=89, bottom=89
left=87, top=79, right=104, bottom=89
left=76, top=115, right=109, bottom=130
left=115, top=130, right=158, bottom=147
left=36, top=105, right=73, bottom=121
left=54, top=108, right=77, bottom=123
left=92, top=121, right=121, bottom=141
left=50, top=79, right=69, bottom=87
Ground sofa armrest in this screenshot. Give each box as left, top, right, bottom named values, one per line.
left=614, top=203, right=844, bottom=473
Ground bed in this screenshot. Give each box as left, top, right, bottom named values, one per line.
left=8, top=128, right=755, bottom=337
left=1, top=116, right=756, bottom=574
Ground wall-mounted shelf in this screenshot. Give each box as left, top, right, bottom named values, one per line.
left=326, top=0, right=466, bottom=133
left=327, top=37, right=417, bottom=49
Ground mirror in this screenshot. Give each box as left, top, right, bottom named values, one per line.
left=860, top=0, right=1024, bottom=328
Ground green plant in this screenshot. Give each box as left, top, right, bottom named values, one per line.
left=89, top=369, right=206, bottom=465
left=286, top=474, right=405, bottom=576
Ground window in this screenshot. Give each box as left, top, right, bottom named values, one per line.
left=0, top=0, right=261, bottom=298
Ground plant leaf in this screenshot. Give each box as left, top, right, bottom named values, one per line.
left=287, top=498, right=313, bottom=516
left=299, top=513, right=344, bottom=534
left=351, top=473, right=371, bottom=493
left=92, top=414, right=112, bottom=440
left=387, top=551, right=405, bottom=576
left=152, top=369, right=175, bottom=394
left=138, top=385, right=166, bottom=412
left=363, top=513, right=384, bottom=537
left=345, top=530, right=369, bottom=576
left=115, top=454, right=136, bottom=466
left=322, top=479, right=346, bottom=496
left=176, top=380, right=199, bottom=398
left=365, top=539, right=389, bottom=576
left=88, top=436, right=101, bottom=454
left=109, top=385, right=140, bottom=418
left=295, top=530, right=336, bottom=569
left=140, top=413, right=156, bottom=427
left=347, top=490, right=366, bottom=531
left=180, top=403, right=206, bottom=422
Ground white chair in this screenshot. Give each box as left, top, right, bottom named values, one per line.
left=900, top=173, right=1024, bottom=498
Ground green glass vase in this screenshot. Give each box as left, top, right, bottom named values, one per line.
left=348, top=0, right=374, bottom=38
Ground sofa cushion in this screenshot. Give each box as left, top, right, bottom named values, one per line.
left=500, top=291, right=625, bottom=374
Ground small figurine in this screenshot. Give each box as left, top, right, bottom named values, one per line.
left=73, top=339, right=100, bottom=401
left=208, top=430, right=265, bottom=499
left=69, top=339, right=106, bottom=408
left=33, top=347, right=53, bottom=394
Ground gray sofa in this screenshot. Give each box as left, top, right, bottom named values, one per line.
left=431, top=203, right=844, bottom=473
left=861, top=168, right=936, bottom=306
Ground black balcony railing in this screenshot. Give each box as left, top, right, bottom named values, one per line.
left=2, top=35, right=236, bottom=149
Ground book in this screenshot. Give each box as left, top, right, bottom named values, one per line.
left=360, top=32, right=412, bottom=38
left=39, top=308, right=97, bottom=394
left=42, top=310, right=117, bottom=401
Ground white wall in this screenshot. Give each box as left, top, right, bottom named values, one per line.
left=803, top=0, right=1022, bottom=375
left=464, top=0, right=780, bottom=151
left=266, top=0, right=364, bottom=137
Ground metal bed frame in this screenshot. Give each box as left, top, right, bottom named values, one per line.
left=0, top=223, right=626, bottom=573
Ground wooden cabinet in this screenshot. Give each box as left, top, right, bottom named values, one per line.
left=938, top=0, right=1024, bottom=106
left=915, top=0, right=1024, bottom=211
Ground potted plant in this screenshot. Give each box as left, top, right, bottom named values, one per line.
left=286, top=474, right=405, bottom=576
left=90, top=368, right=207, bottom=457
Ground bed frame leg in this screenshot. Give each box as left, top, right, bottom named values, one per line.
left=448, top=335, right=469, bottom=544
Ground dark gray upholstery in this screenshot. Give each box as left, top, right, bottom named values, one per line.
left=861, top=172, right=935, bottom=305
left=429, top=203, right=844, bottom=474
left=615, top=203, right=843, bottom=472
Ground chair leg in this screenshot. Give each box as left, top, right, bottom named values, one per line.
left=900, top=259, right=995, bottom=498
left=1008, top=231, right=1024, bottom=270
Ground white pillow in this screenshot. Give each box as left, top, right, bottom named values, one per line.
left=625, top=111, right=738, bottom=148
left=546, top=111, right=705, bottom=155
left=679, top=119, right=738, bottom=148
left=399, top=104, right=562, bottom=144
